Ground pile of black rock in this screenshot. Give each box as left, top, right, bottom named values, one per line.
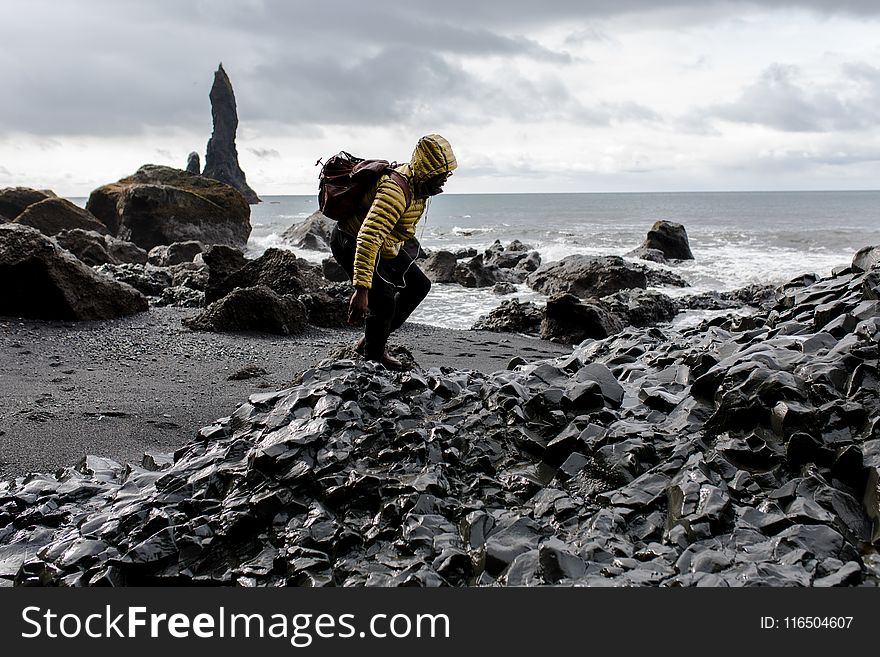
left=1, top=253, right=877, bottom=586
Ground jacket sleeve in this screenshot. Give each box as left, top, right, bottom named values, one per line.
left=352, top=175, right=408, bottom=289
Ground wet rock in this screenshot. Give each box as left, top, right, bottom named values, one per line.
left=156, top=285, right=204, bottom=308
left=202, top=64, right=260, bottom=204
left=852, top=245, right=880, bottom=273
left=541, top=293, right=625, bottom=343
left=281, top=212, right=333, bottom=251
left=601, top=289, right=678, bottom=327
left=228, top=366, right=268, bottom=381
left=147, top=241, right=205, bottom=266
left=183, top=285, right=307, bottom=334
left=528, top=255, right=647, bottom=299
left=455, top=253, right=518, bottom=288
left=0, top=224, right=147, bottom=320
left=297, top=283, right=350, bottom=328
left=86, top=164, right=251, bottom=250
left=422, top=251, right=459, bottom=283
left=13, top=198, right=107, bottom=237
left=472, top=299, right=542, bottom=334
left=627, top=220, right=694, bottom=261
left=54, top=229, right=149, bottom=266
left=483, top=240, right=534, bottom=269
left=493, top=282, right=517, bottom=295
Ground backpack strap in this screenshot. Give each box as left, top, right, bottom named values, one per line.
left=387, top=169, right=413, bottom=209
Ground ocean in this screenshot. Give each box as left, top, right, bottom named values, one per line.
left=248, top=191, right=879, bottom=330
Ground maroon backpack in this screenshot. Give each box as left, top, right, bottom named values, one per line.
left=317, top=151, right=412, bottom=222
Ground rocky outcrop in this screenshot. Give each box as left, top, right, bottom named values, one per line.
left=12, top=198, right=107, bottom=236
left=422, top=250, right=459, bottom=283
left=202, top=244, right=248, bottom=300
left=205, top=247, right=323, bottom=303
left=472, top=299, right=542, bottom=333
left=54, top=229, right=147, bottom=266
left=183, top=285, right=306, bottom=334
left=147, top=241, right=205, bottom=267
left=528, top=255, right=648, bottom=298
left=186, top=152, right=201, bottom=175
left=281, top=211, right=333, bottom=251
left=297, top=283, right=350, bottom=328
left=627, top=220, right=694, bottom=262
left=541, top=293, right=626, bottom=343
left=853, top=245, right=880, bottom=273
left=0, top=224, right=147, bottom=320
left=1, top=256, right=879, bottom=587
left=599, top=289, right=678, bottom=328
left=86, top=164, right=251, bottom=251
left=202, top=64, right=259, bottom=204
left=483, top=239, right=535, bottom=269
left=0, top=187, right=55, bottom=220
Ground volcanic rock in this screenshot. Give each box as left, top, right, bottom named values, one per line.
left=0, top=224, right=147, bottom=320
left=201, top=244, right=248, bottom=296
left=422, top=250, right=458, bottom=283
left=473, top=299, right=543, bottom=333
left=541, top=293, right=625, bottom=343
left=322, top=257, right=349, bottom=283
left=186, top=152, right=201, bottom=175
left=183, top=285, right=307, bottom=334
left=484, top=240, right=534, bottom=269
left=0, top=187, right=55, bottom=220
left=55, top=228, right=150, bottom=267
left=281, top=211, right=333, bottom=251
left=202, top=64, right=260, bottom=204
left=12, top=198, right=106, bottom=237
left=86, top=164, right=251, bottom=250
left=297, top=283, right=350, bottom=328
left=600, top=289, right=678, bottom=327
left=94, top=263, right=172, bottom=297
left=205, top=247, right=323, bottom=303
left=853, top=245, right=880, bottom=273
left=528, top=255, right=648, bottom=298
left=627, top=220, right=694, bottom=261
left=147, top=241, right=205, bottom=266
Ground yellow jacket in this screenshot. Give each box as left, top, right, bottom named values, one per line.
left=339, top=134, right=457, bottom=289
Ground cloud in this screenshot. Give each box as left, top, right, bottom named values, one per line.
left=689, top=63, right=880, bottom=133
left=248, top=147, right=281, bottom=159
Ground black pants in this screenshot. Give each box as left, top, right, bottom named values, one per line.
left=330, top=226, right=431, bottom=360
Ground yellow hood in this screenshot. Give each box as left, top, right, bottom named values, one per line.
left=408, top=134, right=457, bottom=183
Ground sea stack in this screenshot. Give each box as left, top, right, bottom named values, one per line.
left=202, top=63, right=260, bottom=204
left=185, top=151, right=201, bottom=174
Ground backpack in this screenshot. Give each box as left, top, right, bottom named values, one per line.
left=317, top=151, right=412, bottom=222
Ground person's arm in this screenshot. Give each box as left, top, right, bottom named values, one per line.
left=352, top=175, right=408, bottom=290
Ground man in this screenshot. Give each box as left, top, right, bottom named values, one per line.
left=330, top=134, right=457, bottom=369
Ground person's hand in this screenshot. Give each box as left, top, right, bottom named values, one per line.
left=348, top=287, right=369, bottom=325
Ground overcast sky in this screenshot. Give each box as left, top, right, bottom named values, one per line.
left=2, top=0, right=880, bottom=195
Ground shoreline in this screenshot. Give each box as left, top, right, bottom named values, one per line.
left=0, top=307, right=570, bottom=479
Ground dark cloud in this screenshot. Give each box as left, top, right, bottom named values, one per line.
left=691, top=63, right=880, bottom=132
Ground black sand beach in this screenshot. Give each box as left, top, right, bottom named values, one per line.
left=0, top=308, right=570, bottom=478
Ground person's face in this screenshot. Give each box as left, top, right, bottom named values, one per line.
left=425, top=171, right=452, bottom=196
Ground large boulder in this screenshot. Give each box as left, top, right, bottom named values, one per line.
left=483, top=240, right=534, bottom=269
left=540, top=293, right=625, bottom=344
left=206, top=247, right=323, bottom=303
left=183, top=286, right=306, bottom=334
left=86, top=164, right=251, bottom=251
left=12, top=197, right=107, bottom=237
left=148, top=241, right=205, bottom=266
left=281, top=211, right=334, bottom=251
left=455, top=254, right=522, bottom=288
left=528, top=255, right=648, bottom=299
left=297, top=283, right=350, bottom=328
left=0, top=224, right=147, bottom=320
left=853, top=245, right=880, bottom=272
left=201, top=244, right=248, bottom=300
left=202, top=64, right=260, bottom=204
left=0, top=187, right=55, bottom=220
left=422, top=250, right=459, bottom=283
left=322, top=256, right=350, bottom=283
left=472, top=299, right=543, bottom=334
left=627, top=220, right=694, bottom=261
left=600, top=289, right=678, bottom=327
left=94, top=263, right=173, bottom=297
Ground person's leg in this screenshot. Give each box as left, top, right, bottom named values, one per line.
left=388, top=262, right=431, bottom=333
left=363, top=282, right=395, bottom=361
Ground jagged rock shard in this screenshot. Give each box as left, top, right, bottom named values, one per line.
left=202, top=64, right=260, bottom=204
